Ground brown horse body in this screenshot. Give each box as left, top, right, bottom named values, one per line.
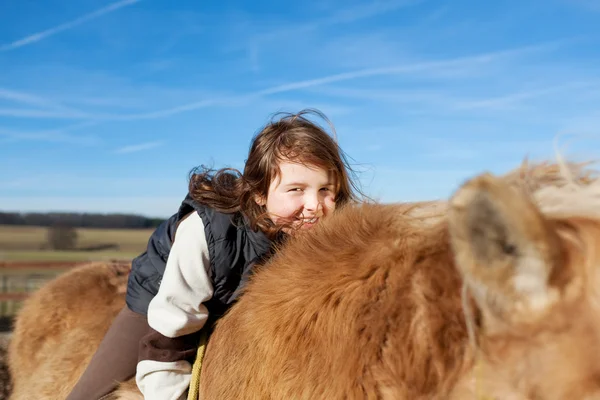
left=7, top=161, right=600, bottom=399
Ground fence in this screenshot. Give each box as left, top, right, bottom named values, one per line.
left=0, top=262, right=83, bottom=330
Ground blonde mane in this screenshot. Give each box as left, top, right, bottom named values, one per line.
left=527, top=162, right=600, bottom=220
left=402, top=159, right=600, bottom=229
left=511, top=160, right=600, bottom=299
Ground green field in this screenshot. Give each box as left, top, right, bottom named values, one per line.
left=0, top=225, right=153, bottom=262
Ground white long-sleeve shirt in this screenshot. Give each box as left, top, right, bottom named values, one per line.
left=136, top=212, right=213, bottom=400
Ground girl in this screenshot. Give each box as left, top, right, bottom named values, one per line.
left=66, top=109, right=362, bottom=400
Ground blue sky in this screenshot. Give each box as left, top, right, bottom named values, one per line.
left=1, top=0, right=599, bottom=218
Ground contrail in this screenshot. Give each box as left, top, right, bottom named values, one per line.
left=113, top=40, right=563, bottom=121
left=0, top=0, right=142, bottom=52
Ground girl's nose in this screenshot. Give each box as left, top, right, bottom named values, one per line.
left=304, top=193, right=322, bottom=213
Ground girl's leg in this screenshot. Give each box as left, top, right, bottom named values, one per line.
left=66, top=306, right=149, bottom=400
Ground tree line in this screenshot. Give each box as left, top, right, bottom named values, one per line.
left=0, top=211, right=163, bottom=229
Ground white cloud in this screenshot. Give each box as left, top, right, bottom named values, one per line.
left=102, top=40, right=562, bottom=121
left=113, top=141, right=165, bottom=154
left=0, top=86, right=91, bottom=120
left=230, top=0, right=423, bottom=52
left=0, top=0, right=143, bottom=52
left=0, top=108, right=92, bottom=119
left=0, top=121, right=100, bottom=144
left=0, top=87, right=64, bottom=109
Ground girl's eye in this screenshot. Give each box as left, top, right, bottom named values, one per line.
left=288, top=188, right=301, bottom=192
left=320, top=187, right=330, bottom=192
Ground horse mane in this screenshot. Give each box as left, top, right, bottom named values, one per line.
left=521, top=161, right=600, bottom=220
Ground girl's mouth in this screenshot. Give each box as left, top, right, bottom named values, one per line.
left=299, top=217, right=319, bottom=228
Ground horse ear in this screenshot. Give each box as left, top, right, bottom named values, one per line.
left=447, top=173, right=566, bottom=327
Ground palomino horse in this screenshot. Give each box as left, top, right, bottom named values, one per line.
left=6, top=160, right=600, bottom=399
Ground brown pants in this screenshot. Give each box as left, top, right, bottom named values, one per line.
left=66, top=306, right=150, bottom=400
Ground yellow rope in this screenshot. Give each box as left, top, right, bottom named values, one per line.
left=187, top=328, right=209, bottom=400
left=474, top=359, right=494, bottom=400
left=461, top=283, right=494, bottom=400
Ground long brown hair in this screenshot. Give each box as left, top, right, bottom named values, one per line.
left=188, top=109, right=364, bottom=238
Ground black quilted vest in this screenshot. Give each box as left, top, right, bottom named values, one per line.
left=125, top=194, right=275, bottom=321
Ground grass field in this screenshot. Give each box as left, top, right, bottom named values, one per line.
left=0, top=225, right=153, bottom=262
left=0, top=224, right=154, bottom=318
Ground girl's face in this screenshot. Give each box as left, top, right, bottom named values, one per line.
left=257, top=161, right=337, bottom=234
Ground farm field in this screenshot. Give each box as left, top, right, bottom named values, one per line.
left=0, top=224, right=153, bottom=262
left=0, top=224, right=153, bottom=320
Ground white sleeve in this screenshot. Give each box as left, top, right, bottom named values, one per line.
left=136, top=211, right=213, bottom=400
left=146, top=211, right=213, bottom=337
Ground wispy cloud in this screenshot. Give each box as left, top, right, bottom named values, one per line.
left=109, top=40, right=563, bottom=121
left=321, top=0, right=423, bottom=25
left=0, top=86, right=134, bottom=120
left=0, top=37, right=572, bottom=124
left=311, top=80, right=600, bottom=115
left=0, top=108, right=93, bottom=119
left=114, top=140, right=164, bottom=154
left=0, top=0, right=142, bottom=52
left=247, top=41, right=260, bottom=73
left=452, top=81, right=600, bottom=111
left=304, top=86, right=450, bottom=106
left=229, top=0, right=423, bottom=71
left=0, top=87, right=61, bottom=109
left=0, top=122, right=100, bottom=145
left=60, top=96, right=148, bottom=110
left=235, top=0, right=423, bottom=48
left=416, top=136, right=563, bottom=164
left=0, top=87, right=90, bottom=116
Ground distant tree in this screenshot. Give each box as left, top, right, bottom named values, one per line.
left=47, top=223, right=78, bottom=250
left=0, top=211, right=162, bottom=229
left=0, top=212, right=24, bottom=225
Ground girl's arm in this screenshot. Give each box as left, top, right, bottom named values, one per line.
left=135, top=211, right=213, bottom=400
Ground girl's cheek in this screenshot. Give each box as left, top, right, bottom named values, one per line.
left=326, top=197, right=336, bottom=209
left=283, top=202, right=301, bottom=217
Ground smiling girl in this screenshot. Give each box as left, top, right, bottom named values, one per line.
left=67, top=109, right=363, bottom=400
